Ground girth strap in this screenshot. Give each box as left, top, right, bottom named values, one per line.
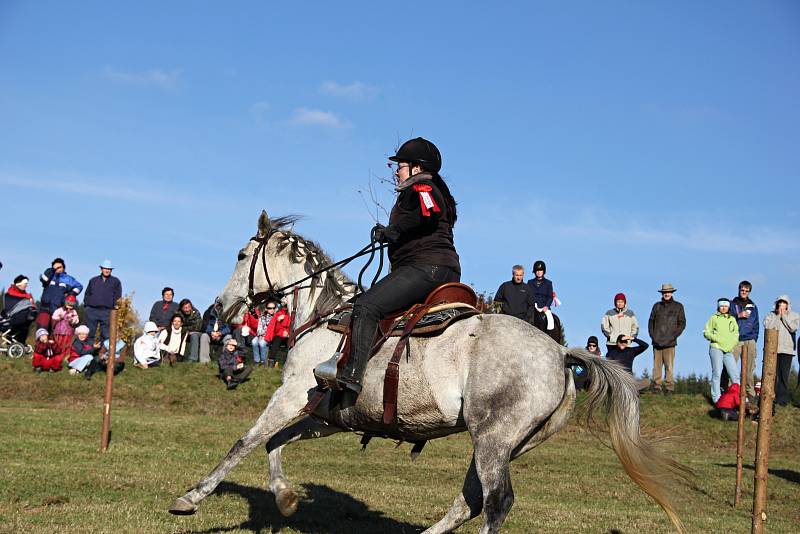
left=382, top=303, right=433, bottom=425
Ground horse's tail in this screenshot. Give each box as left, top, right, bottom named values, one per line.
left=566, top=348, right=691, bottom=533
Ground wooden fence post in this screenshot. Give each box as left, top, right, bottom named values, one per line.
left=100, top=307, right=119, bottom=452
left=752, top=328, right=778, bottom=533
left=734, top=341, right=749, bottom=506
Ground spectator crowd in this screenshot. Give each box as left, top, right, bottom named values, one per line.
left=2, top=256, right=798, bottom=405
left=493, top=262, right=800, bottom=418
left=1, top=257, right=293, bottom=391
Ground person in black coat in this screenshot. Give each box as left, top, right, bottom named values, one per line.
left=606, top=334, right=649, bottom=376
left=314, top=137, right=460, bottom=403
left=647, top=283, right=686, bottom=394
left=494, top=265, right=534, bottom=320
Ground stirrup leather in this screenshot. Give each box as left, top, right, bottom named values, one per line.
left=313, top=351, right=345, bottom=391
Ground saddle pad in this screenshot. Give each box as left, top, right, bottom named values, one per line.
left=327, top=303, right=479, bottom=337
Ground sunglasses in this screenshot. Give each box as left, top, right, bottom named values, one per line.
left=266, top=306, right=276, bottom=310
left=587, top=344, right=597, bottom=348
left=387, top=162, right=410, bottom=172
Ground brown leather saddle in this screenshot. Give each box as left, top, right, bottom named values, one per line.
left=327, top=283, right=479, bottom=338
left=305, top=283, right=480, bottom=426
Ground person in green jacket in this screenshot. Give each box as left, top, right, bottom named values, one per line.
left=704, top=298, right=740, bottom=403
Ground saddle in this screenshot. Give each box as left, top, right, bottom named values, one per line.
left=306, top=283, right=480, bottom=426
left=327, top=301, right=478, bottom=337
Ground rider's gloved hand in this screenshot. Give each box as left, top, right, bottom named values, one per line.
left=372, top=223, right=396, bottom=243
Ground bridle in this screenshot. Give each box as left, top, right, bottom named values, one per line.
left=243, top=227, right=386, bottom=316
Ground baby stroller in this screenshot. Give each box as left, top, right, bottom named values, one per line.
left=0, top=299, right=36, bottom=358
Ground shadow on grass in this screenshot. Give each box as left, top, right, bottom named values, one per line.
left=192, top=481, right=425, bottom=533
left=715, top=463, right=800, bottom=485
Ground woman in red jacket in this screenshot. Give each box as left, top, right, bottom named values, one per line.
left=241, top=304, right=275, bottom=366
left=265, top=303, right=291, bottom=369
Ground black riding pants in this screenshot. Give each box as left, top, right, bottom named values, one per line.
left=774, top=353, right=793, bottom=406
left=356, top=264, right=461, bottom=320
left=343, top=264, right=460, bottom=386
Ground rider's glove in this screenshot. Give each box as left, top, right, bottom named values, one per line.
left=372, top=223, right=399, bottom=243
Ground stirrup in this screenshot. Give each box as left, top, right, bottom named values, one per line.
left=313, top=351, right=345, bottom=391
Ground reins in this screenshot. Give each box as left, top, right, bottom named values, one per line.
left=245, top=229, right=386, bottom=315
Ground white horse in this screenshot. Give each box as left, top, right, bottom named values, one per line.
left=170, top=211, right=688, bottom=533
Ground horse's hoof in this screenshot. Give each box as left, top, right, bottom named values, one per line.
left=276, top=488, right=299, bottom=517
left=169, top=496, right=198, bottom=515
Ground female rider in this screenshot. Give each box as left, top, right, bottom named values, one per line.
left=315, top=137, right=461, bottom=402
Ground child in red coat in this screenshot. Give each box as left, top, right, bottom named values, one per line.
left=32, top=328, right=64, bottom=372
left=50, top=294, right=80, bottom=358
left=715, top=383, right=741, bottom=421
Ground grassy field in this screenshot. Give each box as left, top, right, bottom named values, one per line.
left=0, top=357, right=798, bottom=534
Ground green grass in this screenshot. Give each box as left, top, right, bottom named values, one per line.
left=0, top=357, right=798, bottom=533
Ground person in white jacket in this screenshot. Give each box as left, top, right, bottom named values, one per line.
left=134, top=321, right=161, bottom=369
left=601, top=292, right=639, bottom=351
left=764, top=295, right=800, bottom=407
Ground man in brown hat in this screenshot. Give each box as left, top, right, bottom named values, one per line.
left=647, top=283, right=686, bottom=395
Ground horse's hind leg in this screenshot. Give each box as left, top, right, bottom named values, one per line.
left=422, top=457, right=483, bottom=534
left=265, top=416, right=341, bottom=517
left=473, top=441, right=514, bottom=534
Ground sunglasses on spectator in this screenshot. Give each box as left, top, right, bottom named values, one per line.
left=266, top=306, right=276, bottom=310
left=587, top=344, right=597, bottom=348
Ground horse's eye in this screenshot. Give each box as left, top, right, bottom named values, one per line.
left=237, top=250, right=247, bottom=261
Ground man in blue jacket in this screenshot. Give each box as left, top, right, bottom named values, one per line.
left=84, top=260, right=122, bottom=343
left=39, top=257, right=83, bottom=314
left=730, top=280, right=759, bottom=400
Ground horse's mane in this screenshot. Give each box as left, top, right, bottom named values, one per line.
left=269, top=215, right=354, bottom=314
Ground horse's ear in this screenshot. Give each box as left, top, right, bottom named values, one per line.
left=257, top=210, right=272, bottom=237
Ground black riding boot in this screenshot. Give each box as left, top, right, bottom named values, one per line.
left=337, top=306, right=379, bottom=395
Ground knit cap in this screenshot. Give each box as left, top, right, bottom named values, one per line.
left=35, top=328, right=48, bottom=340
left=75, top=325, right=90, bottom=335
left=614, top=293, right=626, bottom=304
left=223, top=334, right=236, bottom=345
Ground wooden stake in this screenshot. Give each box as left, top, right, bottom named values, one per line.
left=734, top=341, right=749, bottom=506
left=752, top=328, right=778, bottom=533
left=100, top=308, right=119, bottom=452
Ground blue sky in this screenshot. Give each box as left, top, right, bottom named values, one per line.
left=1, top=1, right=798, bottom=377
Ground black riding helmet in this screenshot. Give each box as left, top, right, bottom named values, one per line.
left=533, top=260, right=546, bottom=274
left=389, top=137, right=442, bottom=173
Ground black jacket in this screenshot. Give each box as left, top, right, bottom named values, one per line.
left=606, top=338, right=649, bottom=375
left=494, top=280, right=534, bottom=320
left=648, top=299, right=686, bottom=349
left=385, top=175, right=460, bottom=272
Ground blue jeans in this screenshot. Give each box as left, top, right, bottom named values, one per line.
left=710, top=347, right=740, bottom=403
left=252, top=337, right=268, bottom=363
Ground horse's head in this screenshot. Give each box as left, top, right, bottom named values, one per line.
left=218, top=210, right=294, bottom=324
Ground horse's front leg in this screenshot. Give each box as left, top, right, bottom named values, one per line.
left=169, top=391, right=308, bottom=515
left=267, top=415, right=342, bottom=516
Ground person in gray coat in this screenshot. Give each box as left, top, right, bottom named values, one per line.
left=763, top=295, right=800, bottom=407
left=647, top=283, right=686, bottom=395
